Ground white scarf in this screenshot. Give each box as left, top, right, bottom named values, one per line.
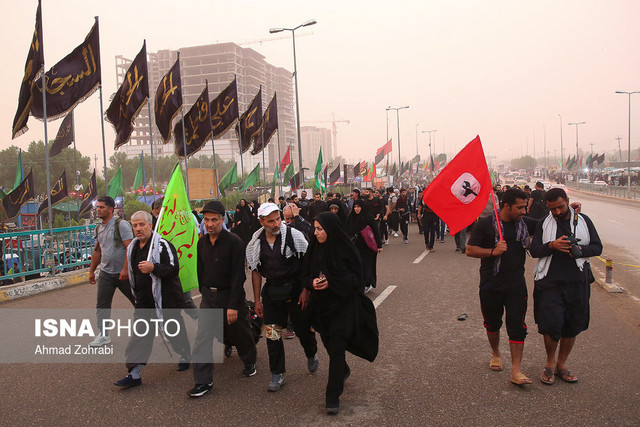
left=127, top=231, right=167, bottom=321
left=534, top=207, right=591, bottom=281
left=246, top=222, right=308, bottom=271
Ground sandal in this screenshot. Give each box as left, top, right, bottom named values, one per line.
left=510, top=372, right=532, bottom=385
left=489, top=356, right=503, bottom=371
left=541, top=367, right=555, bottom=385
left=555, top=368, right=578, bottom=383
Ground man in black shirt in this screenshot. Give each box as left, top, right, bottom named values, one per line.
left=189, top=201, right=257, bottom=398
left=247, top=203, right=318, bottom=392
left=527, top=181, right=550, bottom=219
left=114, top=211, right=192, bottom=388
left=467, top=188, right=537, bottom=385
left=308, top=192, right=328, bottom=221
left=530, top=188, right=602, bottom=385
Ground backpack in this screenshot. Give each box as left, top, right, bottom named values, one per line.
left=529, top=190, right=549, bottom=219
left=96, top=218, right=131, bottom=248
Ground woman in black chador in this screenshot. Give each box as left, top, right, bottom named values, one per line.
left=302, top=212, right=378, bottom=415
left=346, top=199, right=383, bottom=293
left=231, top=199, right=251, bottom=244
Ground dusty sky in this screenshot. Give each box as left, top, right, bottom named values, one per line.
left=2, top=0, right=639, bottom=168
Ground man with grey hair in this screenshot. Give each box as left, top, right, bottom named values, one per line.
left=247, top=202, right=318, bottom=392
left=114, top=210, right=192, bottom=388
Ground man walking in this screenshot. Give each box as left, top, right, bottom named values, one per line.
left=466, top=188, right=537, bottom=385
left=88, top=196, right=135, bottom=347
left=114, top=211, right=192, bottom=388
left=530, top=188, right=602, bottom=385
left=527, top=181, right=550, bottom=220
left=189, top=201, right=258, bottom=398
left=395, top=188, right=410, bottom=243
left=247, top=203, right=318, bottom=392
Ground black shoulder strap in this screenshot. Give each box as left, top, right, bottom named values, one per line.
left=284, top=225, right=298, bottom=257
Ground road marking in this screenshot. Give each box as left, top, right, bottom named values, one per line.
left=413, top=250, right=430, bottom=264
left=607, top=219, right=624, bottom=225
left=373, top=285, right=397, bottom=309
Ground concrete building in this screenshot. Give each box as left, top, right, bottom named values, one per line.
left=114, top=42, right=296, bottom=175
left=300, top=126, right=332, bottom=171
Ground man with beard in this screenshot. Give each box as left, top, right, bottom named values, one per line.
left=395, top=188, right=410, bottom=243
left=308, top=192, right=328, bottom=221
left=189, top=201, right=257, bottom=398
left=466, top=188, right=537, bottom=385
left=247, top=203, right=318, bottom=392
left=530, top=188, right=602, bottom=385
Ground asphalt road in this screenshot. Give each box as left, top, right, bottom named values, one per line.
left=1, top=223, right=639, bottom=426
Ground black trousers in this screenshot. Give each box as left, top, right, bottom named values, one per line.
left=320, top=332, right=349, bottom=407
left=262, top=289, right=317, bottom=375
left=399, top=212, right=409, bottom=239
left=125, top=308, right=191, bottom=370
left=380, top=219, right=388, bottom=240
left=422, top=218, right=438, bottom=249
left=192, top=293, right=257, bottom=385
left=479, top=278, right=528, bottom=342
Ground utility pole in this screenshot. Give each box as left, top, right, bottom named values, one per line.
left=94, top=154, right=98, bottom=173
left=616, top=136, right=623, bottom=162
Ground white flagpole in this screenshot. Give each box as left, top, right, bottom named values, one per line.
left=235, top=75, right=246, bottom=199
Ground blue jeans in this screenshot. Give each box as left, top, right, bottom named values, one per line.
left=437, top=220, right=447, bottom=240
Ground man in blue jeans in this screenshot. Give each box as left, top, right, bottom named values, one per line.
left=88, top=196, right=135, bottom=347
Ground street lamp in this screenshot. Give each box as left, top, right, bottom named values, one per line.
left=415, top=123, right=420, bottom=157
left=615, top=90, right=640, bottom=197
left=557, top=114, right=564, bottom=173
left=387, top=106, right=409, bottom=169
left=422, top=129, right=437, bottom=163
left=568, top=121, right=586, bottom=171
left=269, top=19, right=317, bottom=186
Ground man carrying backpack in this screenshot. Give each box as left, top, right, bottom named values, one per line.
left=528, top=182, right=550, bottom=220
left=88, top=196, right=135, bottom=347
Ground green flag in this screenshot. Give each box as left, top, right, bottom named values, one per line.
left=314, top=148, right=325, bottom=192
left=107, top=167, right=123, bottom=199
left=283, top=162, right=294, bottom=185
left=132, top=154, right=144, bottom=191
left=241, top=164, right=260, bottom=191
left=156, top=164, right=198, bottom=292
left=13, top=149, right=23, bottom=191
left=271, top=162, right=279, bottom=197
left=218, top=162, right=238, bottom=196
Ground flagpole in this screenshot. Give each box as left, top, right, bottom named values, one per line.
left=141, top=151, right=147, bottom=206
left=204, top=79, right=219, bottom=200
left=276, top=130, right=283, bottom=195
left=146, top=101, right=156, bottom=196
left=235, top=76, right=246, bottom=199
left=71, top=111, right=80, bottom=218
left=490, top=192, right=503, bottom=241
left=176, top=53, right=190, bottom=201
left=40, top=63, right=54, bottom=273
left=17, top=149, right=23, bottom=228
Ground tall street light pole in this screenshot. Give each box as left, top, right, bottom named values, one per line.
left=415, top=123, right=420, bottom=157
left=557, top=114, right=564, bottom=173
left=387, top=106, right=409, bottom=169
left=568, top=121, right=586, bottom=170
left=270, top=19, right=317, bottom=187
left=616, top=90, right=639, bottom=197
left=422, top=129, right=437, bottom=160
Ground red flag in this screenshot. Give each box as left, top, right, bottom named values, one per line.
left=579, top=155, right=583, bottom=166
left=422, top=136, right=491, bottom=235
left=377, top=139, right=392, bottom=156
left=280, top=146, right=291, bottom=173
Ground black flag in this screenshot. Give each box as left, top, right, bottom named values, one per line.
left=12, top=0, right=44, bottom=139
left=155, top=56, right=182, bottom=143
left=596, top=153, right=605, bottom=164
left=289, top=171, right=302, bottom=190
left=79, top=170, right=97, bottom=216
left=175, top=84, right=212, bottom=159
left=106, top=42, right=149, bottom=150
left=353, top=162, right=361, bottom=177
left=2, top=170, right=35, bottom=219
left=238, top=89, right=262, bottom=154
left=211, top=78, right=238, bottom=139
left=343, top=164, right=349, bottom=184
left=38, top=170, right=68, bottom=215
left=252, top=93, right=278, bottom=155
left=30, top=20, right=101, bottom=121
left=329, top=164, right=341, bottom=185
left=49, top=112, right=74, bottom=157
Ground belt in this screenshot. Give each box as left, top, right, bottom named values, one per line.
left=208, top=287, right=230, bottom=293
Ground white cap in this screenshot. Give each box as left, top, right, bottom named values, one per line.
left=257, top=202, right=280, bottom=218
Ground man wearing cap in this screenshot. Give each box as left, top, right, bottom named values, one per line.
left=189, top=201, right=257, bottom=398
left=246, top=202, right=318, bottom=392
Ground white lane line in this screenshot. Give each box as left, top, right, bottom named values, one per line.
left=413, top=250, right=430, bottom=264
left=607, top=219, right=624, bottom=225
left=373, top=285, right=397, bottom=309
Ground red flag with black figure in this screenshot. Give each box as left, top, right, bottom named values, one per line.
left=280, top=146, right=291, bottom=173
left=422, top=136, right=492, bottom=235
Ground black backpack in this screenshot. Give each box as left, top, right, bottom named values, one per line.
left=529, top=190, right=549, bottom=219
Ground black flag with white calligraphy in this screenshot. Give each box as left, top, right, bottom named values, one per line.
left=155, top=55, right=182, bottom=143
left=38, top=169, right=68, bottom=215
left=49, top=112, right=74, bottom=157
left=252, top=92, right=278, bottom=155
left=174, top=84, right=212, bottom=159
left=211, top=78, right=238, bottom=139
left=106, top=42, right=149, bottom=150
left=2, top=170, right=35, bottom=219
left=30, top=19, right=101, bottom=121
left=79, top=169, right=97, bottom=216
left=237, top=89, right=262, bottom=154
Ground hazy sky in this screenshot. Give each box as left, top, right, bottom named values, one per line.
left=2, top=0, right=639, bottom=168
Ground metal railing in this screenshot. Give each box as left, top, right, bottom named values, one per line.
left=1, top=225, right=97, bottom=284
left=567, top=182, right=640, bottom=200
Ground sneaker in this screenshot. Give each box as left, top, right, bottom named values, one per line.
left=114, top=374, right=141, bottom=388
left=177, top=356, right=191, bottom=371
left=403, top=239, right=408, bottom=244
left=326, top=405, right=339, bottom=415
left=439, top=239, right=445, bottom=243
left=283, top=329, right=296, bottom=340
left=455, top=248, right=461, bottom=252
left=393, top=232, right=399, bottom=238
left=89, top=333, right=111, bottom=347
left=188, top=383, right=212, bottom=398
left=308, top=355, right=319, bottom=373
left=384, top=239, right=389, bottom=245
left=429, top=247, right=435, bottom=252
left=268, top=373, right=285, bottom=392
left=364, top=285, right=372, bottom=294
left=242, top=363, right=257, bottom=377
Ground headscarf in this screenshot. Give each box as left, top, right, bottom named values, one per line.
left=326, top=199, right=348, bottom=224
left=346, top=199, right=372, bottom=237
left=303, top=212, right=364, bottom=296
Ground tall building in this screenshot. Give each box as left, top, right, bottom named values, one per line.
left=114, top=42, right=296, bottom=175
left=300, top=126, right=332, bottom=170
